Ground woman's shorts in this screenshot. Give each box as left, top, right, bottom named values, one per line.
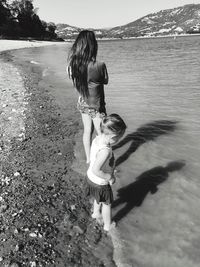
left=77, top=98, right=106, bottom=119
left=85, top=177, right=113, bottom=205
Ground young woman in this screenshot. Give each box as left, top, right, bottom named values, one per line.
left=68, top=30, right=109, bottom=163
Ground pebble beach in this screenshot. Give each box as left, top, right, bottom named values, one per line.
left=0, top=40, right=115, bottom=266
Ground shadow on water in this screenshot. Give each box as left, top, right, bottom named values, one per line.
left=112, top=160, right=185, bottom=223
left=113, top=120, right=178, bottom=166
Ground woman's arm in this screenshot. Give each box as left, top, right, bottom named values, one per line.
left=66, top=65, right=72, bottom=79
left=101, top=63, right=109, bottom=84
left=92, top=148, right=112, bottom=181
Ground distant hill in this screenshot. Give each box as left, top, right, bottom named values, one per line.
left=56, top=24, right=82, bottom=39
left=56, top=24, right=108, bottom=39
left=108, top=4, right=200, bottom=38
left=56, top=4, right=200, bottom=39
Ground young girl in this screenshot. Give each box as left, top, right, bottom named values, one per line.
left=85, top=114, right=127, bottom=231
left=68, top=30, right=109, bottom=163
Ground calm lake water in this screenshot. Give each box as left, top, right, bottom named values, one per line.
left=98, top=36, right=200, bottom=267
left=13, top=36, right=200, bottom=267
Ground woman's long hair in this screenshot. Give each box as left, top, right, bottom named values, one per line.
left=68, top=30, right=98, bottom=98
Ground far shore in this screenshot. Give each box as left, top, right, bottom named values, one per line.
left=97, top=32, right=200, bottom=41
left=64, top=32, right=200, bottom=42
left=0, top=39, right=67, bottom=53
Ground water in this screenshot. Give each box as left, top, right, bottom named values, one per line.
left=12, top=36, right=200, bottom=267
left=97, top=37, right=200, bottom=267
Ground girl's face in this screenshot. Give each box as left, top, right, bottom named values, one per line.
left=107, top=132, right=124, bottom=145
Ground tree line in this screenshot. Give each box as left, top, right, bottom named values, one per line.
left=0, top=0, right=62, bottom=40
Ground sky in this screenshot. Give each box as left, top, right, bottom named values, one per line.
left=34, top=0, right=200, bottom=29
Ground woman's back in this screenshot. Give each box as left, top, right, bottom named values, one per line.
left=88, top=61, right=108, bottom=85
left=86, top=61, right=108, bottom=111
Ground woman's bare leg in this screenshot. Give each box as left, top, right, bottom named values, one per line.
left=93, top=116, right=102, bottom=136
left=81, top=113, right=93, bottom=163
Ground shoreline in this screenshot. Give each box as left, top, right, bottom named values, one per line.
left=0, top=46, right=116, bottom=266
left=0, top=39, right=65, bottom=53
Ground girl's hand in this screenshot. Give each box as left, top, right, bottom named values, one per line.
left=109, top=176, right=116, bottom=185
left=109, top=171, right=117, bottom=185
left=112, top=169, right=119, bottom=179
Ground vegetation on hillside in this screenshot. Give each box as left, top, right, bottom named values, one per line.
left=0, top=0, right=63, bottom=41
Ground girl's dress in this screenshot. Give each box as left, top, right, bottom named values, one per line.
left=85, top=136, right=114, bottom=204
left=77, top=61, right=108, bottom=118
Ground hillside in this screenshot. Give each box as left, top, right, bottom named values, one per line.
left=55, top=24, right=108, bottom=39
left=108, top=4, right=200, bottom=38
left=56, top=4, right=200, bottom=39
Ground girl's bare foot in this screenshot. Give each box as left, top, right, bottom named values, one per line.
left=91, top=213, right=103, bottom=225
left=103, top=221, right=116, bottom=232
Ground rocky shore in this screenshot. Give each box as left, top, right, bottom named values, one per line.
left=0, top=48, right=115, bottom=266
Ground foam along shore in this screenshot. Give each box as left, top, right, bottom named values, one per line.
left=0, top=39, right=65, bottom=52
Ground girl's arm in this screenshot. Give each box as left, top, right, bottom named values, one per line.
left=92, top=148, right=112, bottom=181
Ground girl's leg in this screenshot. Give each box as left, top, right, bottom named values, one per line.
left=92, top=199, right=102, bottom=218
left=81, top=113, right=93, bottom=163
left=92, top=116, right=102, bottom=136
left=102, top=203, right=112, bottom=231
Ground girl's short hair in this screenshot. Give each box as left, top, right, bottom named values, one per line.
left=100, top=114, right=127, bottom=136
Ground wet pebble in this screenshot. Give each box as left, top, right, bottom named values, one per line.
left=14, top=228, right=19, bottom=234
left=73, top=225, right=85, bottom=235
left=0, top=204, right=8, bottom=213
left=10, top=263, right=20, bottom=267
left=29, top=233, right=37, bottom=238
left=30, top=261, right=36, bottom=267
left=15, top=244, right=19, bottom=251
left=14, top=172, right=20, bottom=177
left=70, top=204, right=76, bottom=211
